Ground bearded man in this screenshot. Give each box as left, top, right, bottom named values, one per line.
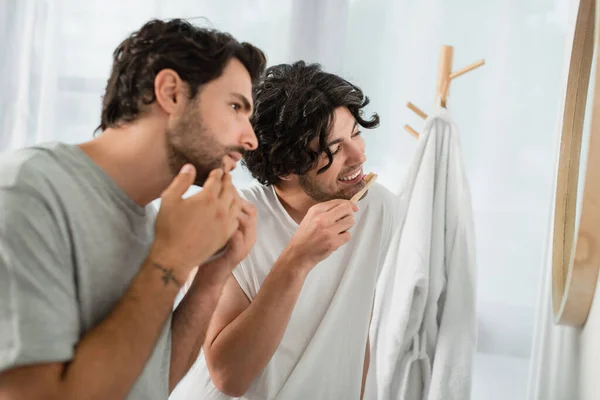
left=0, top=18, right=265, bottom=400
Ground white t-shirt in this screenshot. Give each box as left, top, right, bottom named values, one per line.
left=171, top=182, right=398, bottom=400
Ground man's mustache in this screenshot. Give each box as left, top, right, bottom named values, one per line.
left=225, top=146, right=247, bottom=157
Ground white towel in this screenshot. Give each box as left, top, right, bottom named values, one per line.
left=368, top=107, right=477, bottom=400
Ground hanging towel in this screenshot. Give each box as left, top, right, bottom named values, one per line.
left=368, top=106, right=477, bottom=400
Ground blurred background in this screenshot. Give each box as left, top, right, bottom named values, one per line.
left=1, top=0, right=593, bottom=398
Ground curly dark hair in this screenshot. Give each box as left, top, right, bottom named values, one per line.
left=98, top=18, right=266, bottom=131
left=242, top=61, right=379, bottom=185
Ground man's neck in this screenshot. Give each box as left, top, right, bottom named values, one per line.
left=273, top=182, right=318, bottom=225
left=78, top=117, right=173, bottom=207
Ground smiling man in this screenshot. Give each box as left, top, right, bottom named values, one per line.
left=173, top=62, right=399, bottom=400
left=0, top=19, right=265, bottom=400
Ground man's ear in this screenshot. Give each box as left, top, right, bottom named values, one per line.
left=154, top=69, right=186, bottom=115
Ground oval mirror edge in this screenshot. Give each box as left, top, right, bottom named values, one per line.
left=553, top=0, right=600, bottom=327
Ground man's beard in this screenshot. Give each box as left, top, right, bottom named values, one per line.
left=166, top=106, right=244, bottom=186
left=298, top=174, right=357, bottom=202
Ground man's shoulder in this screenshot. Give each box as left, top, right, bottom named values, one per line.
left=358, top=182, right=402, bottom=235
left=239, top=183, right=274, bottom=210
left=0, top=142, right=68, bottom=192
left=0, top=143, right=82, bottom=219
left=364, top=182, right=398, bottom=209
left=239, top=182, right=268, bottom=198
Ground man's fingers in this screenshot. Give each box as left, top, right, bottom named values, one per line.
left=338, top=231, right=352, bottom=244
left=237, top=200, right=256, bottom=238
left=220, top=173, right=239, bottom=208
left=239, top=198, right=256, bottom=217
left=229, top=196, right=242, bottom=222
left=161, top=164, right=196, bottom=202
left=228, top=218, right=240, bottom=238
left=219, top=172, right=233, bottom=197
left=328, top=202, right=357, bottom=222
left=188, top=169, right=224, bottom=203
left=311, top=199, right=348, bottom=214
left=333, top=214, right=355, bottom=234
left=237, top=209, right=252, bottom=230
left=238, top=202, right=257, bottom=226
left=203, top=169, right=225, bottom=194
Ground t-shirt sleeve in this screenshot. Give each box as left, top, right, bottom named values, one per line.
left=231, top=259, right=259, bottom=301
left=0, top=187, right=79, bottom=372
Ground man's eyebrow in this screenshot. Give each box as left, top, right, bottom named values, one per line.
left=326, top=138, right=344, bottom=147
left=326, top=122, right=359, bottom=146
left=231, top=92, right=252, bottom=113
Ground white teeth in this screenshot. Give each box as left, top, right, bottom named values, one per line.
left=339, top=170, right=361, bottom=181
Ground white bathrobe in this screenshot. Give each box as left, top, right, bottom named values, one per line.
left=367, top=107, right=477, bottom=400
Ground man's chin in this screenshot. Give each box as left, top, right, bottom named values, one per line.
left=339, top=182, right=366, bottom=200
left=321, top=191, right=355, bottom=202
left=193, top=162, right=225, bottom=186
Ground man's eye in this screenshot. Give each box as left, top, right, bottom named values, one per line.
left=331, top=146, right=342, bottom=155
left=231, top=103, right=241, bottom=111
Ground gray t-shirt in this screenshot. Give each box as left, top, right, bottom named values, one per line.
left=0, top=142, right=171, bottom=399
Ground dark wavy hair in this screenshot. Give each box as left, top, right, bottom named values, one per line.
left=98, top=18, right=266, bottom=131
left=242, top=61, right=379, bottom=185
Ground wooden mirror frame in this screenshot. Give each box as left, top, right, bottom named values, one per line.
left=552, top=0, right=600, bottom=326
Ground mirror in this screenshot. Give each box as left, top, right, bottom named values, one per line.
left=552, top=0, right=600, bottom=326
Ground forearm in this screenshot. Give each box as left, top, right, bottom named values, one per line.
left=60, top=257, right=180, bottom=400
left=169, top=260, right=231, bottom=391
left=206, top=255, right=309, bottom=390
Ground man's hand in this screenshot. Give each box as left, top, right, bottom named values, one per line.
left=150, top=164, right=241, bottom=284
left=283, top=199, right=358, bottom=272
left=220, top=198, right=257, bottom=266
left=167, top=186, right=256, bottom=391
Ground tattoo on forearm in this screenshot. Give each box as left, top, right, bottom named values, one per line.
left=152, top=263, right=181, bottom=288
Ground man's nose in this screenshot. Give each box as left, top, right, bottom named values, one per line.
left=241, top=119, right=258, bottom=151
